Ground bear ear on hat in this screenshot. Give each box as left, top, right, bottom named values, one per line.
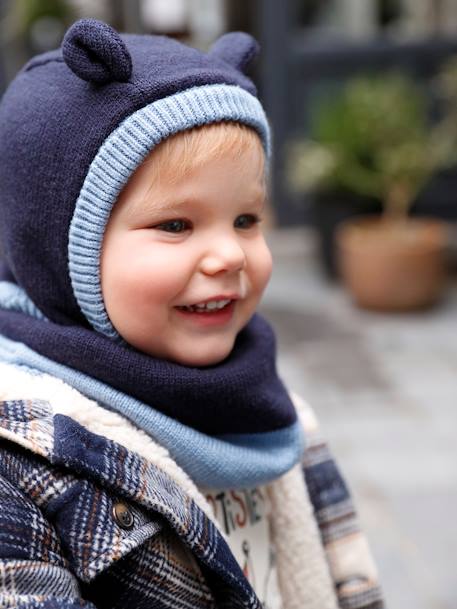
left=62, top=18, right=132, bottom=84
left=208, top=32, right=260, bottom=73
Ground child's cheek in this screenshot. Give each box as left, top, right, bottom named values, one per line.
left=112, top=240, right=188, bottom=306
left=252, top=240, right=273, bottom=295
left=102, top=237, right=141, bottom=308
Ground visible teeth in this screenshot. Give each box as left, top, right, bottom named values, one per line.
left=180, top=299, right=231, bottom=313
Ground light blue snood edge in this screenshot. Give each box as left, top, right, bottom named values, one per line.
left=0, top=283, right=305, bottom=490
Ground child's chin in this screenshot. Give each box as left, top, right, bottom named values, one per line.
left=130, top=334, right=236, bottom=367
left=168, top=341, right=235, bottom=368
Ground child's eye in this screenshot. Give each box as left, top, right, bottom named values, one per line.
left=154, top=219, right=191, bottom=233
left=234, top=214, right=260, bottom=230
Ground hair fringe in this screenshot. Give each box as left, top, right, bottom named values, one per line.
left=144, top=122, right=264, bottom=187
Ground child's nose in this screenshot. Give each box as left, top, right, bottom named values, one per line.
left=200, top=236, right=246, bottom=276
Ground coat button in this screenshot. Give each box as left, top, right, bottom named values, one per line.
left=112, top=502, right=134, bottom=530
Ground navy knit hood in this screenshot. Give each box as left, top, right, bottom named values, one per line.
left=0, top=19, right=269, bottom=328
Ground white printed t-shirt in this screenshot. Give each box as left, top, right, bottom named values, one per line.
left=203, top=486, right=283, bottom=609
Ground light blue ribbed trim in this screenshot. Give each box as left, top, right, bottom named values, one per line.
left=0, top=334, right=304, bottom=489
left=68, top=83, right=270, bottom=338
left=0, top=281, right=48, bottom=320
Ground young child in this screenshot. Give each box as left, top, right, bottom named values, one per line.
left=0, top=19, right=383, bottom=609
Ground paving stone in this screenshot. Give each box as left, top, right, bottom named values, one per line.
left=262, top=227, right=457, bottom=609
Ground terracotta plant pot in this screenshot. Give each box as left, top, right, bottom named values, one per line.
left=336, top=217, right=448, bottom=311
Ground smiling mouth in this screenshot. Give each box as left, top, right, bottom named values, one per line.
left=176, top=298, right=233, bottom=313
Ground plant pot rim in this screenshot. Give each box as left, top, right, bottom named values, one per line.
left=336, top=215, right=448, bottom=256
left=338, top=214, right=447, bottom=229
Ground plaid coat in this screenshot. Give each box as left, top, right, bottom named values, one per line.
left=0, top=365, right=384, bottom=609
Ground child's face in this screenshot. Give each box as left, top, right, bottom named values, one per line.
left=101, top=133, right=272, bottom=366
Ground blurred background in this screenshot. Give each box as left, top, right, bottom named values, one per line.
left=1, top=1, right=457, bottom=608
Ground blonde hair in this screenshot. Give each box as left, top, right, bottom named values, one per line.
left=143, top=122, right=265, bottom=188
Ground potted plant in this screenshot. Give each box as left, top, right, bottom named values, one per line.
left=287, top=72, right=452, bottom=310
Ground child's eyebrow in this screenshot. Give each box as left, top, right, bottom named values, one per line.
left=130, top=189, right=266, bottom=218
left=126, top=197, right=190, bottom=219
